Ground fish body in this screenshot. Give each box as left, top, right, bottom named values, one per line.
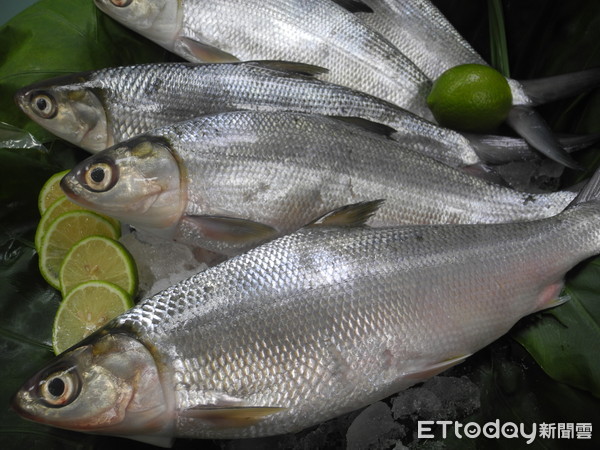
left=11, top=194, right=600, bottom=442
left=14, top=62, right=480, bottom=167
left=61, top=111, right=575, bottom=255
left=93, top=0, right=433, bottom=118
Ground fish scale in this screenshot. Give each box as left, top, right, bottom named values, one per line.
left=60, top=111, right=577, bottom=255
left=99, top=204, right=600, bottom=437
left=94, top=0, right=433, bottom=118
left=177, top=0, right=431, bottom=107
left=11, top=195, right=600, bottom=441
left=357, top=0, right=486, bottom=79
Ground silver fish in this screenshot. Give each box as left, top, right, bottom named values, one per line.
left=11, top=173, right=600, bottom=443
left=354, top=0, right=600, bottom=169
left=12, top=61, right=480, bottom=167
left=92, top=0, right=433, bottom=118
left=18, top=62, right=589, bottom=171
left=60, top=111, right=576, bottom=255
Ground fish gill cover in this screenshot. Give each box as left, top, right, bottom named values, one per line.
left=0, top=0, right=599, bottom=449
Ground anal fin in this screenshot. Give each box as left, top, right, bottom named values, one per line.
left=185, top=215, right=279, bottom=243
left=405, top=354, right=471, bottom=381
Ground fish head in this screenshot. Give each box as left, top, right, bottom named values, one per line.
left=11, top=331, right=174, bottom=438
left=93, top=0, right=182, bottom=50
left=61, top=136, right=186, bottom=230
left=15, top=75, right=112, bottom=152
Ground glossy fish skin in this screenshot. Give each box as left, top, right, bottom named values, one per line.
left=357, top=0, right=486, bottom=80
left=93, top=0, right=433, bottom=118
left=11, top=195, right=600, bottom=441
left=354, top=0, right=593, bottom=169
left=14, top=62, right=481, bottom=167
left=60, top=111, right=576, bottom=255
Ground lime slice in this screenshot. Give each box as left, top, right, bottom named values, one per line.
left=59, top=235, right=138, bottom=297
left=52, top=280, right=133, bottom=354
left=38, top=169, right=70, bottom=214
left=38, top=210, right=121, bottom=289
left=35, top=197, right=121, bottom=251
left=427, top=64, right=513, bottom=133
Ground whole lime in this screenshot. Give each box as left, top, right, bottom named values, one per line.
left=427, top=64, right=513, bottom=133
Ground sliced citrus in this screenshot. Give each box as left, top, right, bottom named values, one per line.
left=427, top=63, right=513, bottom=133
left=38, top=169, right=70, bottom=214
left=35, top=196, right=121, bottom=251
left=52, top=280, right=133, bottom=354
left=59, top=235, right=138, bottom=297
left=38, top=210, right=121, bottom=289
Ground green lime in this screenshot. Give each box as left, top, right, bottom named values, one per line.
left=52, top=280, right=133, bottom=354
left=38, top=170, right=70, bottom=214
left=38, top=210, right=121, bottom=289
left=59, top=235, right=138, bottom=297
left=427, top=64, right=513, bottom=133
left=35, top=196, right=121, bottom=251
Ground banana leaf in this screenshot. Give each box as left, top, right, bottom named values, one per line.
left=1, top=0, right=599, bottom=449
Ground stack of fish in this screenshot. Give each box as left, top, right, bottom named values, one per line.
left=10, top=0, right=600, bottom=447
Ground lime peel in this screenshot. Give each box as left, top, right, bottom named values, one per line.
left=38, top=169, right=70, bottom=214
left=427, top=63, right=513, bottom=133
left=59, top=235, right=138, bottom=297
left=52, top=280, right=133, bottom=354
left=38, top=210, right=121, bottom=289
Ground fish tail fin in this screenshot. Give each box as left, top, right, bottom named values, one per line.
left=505, top=106, right=582, bottom=170
left=464, top=132, right=600, bottom=165
left=518, top=67, right=600, bottom=106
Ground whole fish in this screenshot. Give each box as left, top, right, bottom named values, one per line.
left=92, top=0, right=433, bottom=118
left=353, top=0, right=600, bottom=169
left=12, top=61, right=480, bottom=167
left=11, top=175, right=600, bottom=443
left=15, top=62, right=594, bottom=171
left=60, top=111, right=576, bottom=255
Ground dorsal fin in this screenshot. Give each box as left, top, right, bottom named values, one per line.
left=331, top=116, right=397, bottom=138
left=245, top=60, right=329, bottom=77
left=308, top=200, right=384, bottom=228
left=331, top=0, right=374, bottom=13
left=569, top=165, right=600, bottom=207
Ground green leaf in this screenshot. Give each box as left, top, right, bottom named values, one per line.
left=487, top=0, right=510, bottom=77
left=513, top=259, right=600, bottom=398
left=0, top=0, right=167, bottom=142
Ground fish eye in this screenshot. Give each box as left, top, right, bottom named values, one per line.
left=110, top=0, right=133, bottom=7
left=83, top=160, right=119, bottom=192
left=38, top=369, right=80, bottom=408
left=31, top=93, right=57, bottom=119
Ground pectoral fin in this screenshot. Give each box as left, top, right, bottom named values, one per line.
left=465, top=132, right=600, bottom=165
left=178, top=37, right=240, bottom=63
left=519, top=67, right=600, bottom=106
left=181, top=405, right=287, bottom=428
left=405, top=354, right=471, bottom=381
left=185, top=215, right=279, bottom=243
